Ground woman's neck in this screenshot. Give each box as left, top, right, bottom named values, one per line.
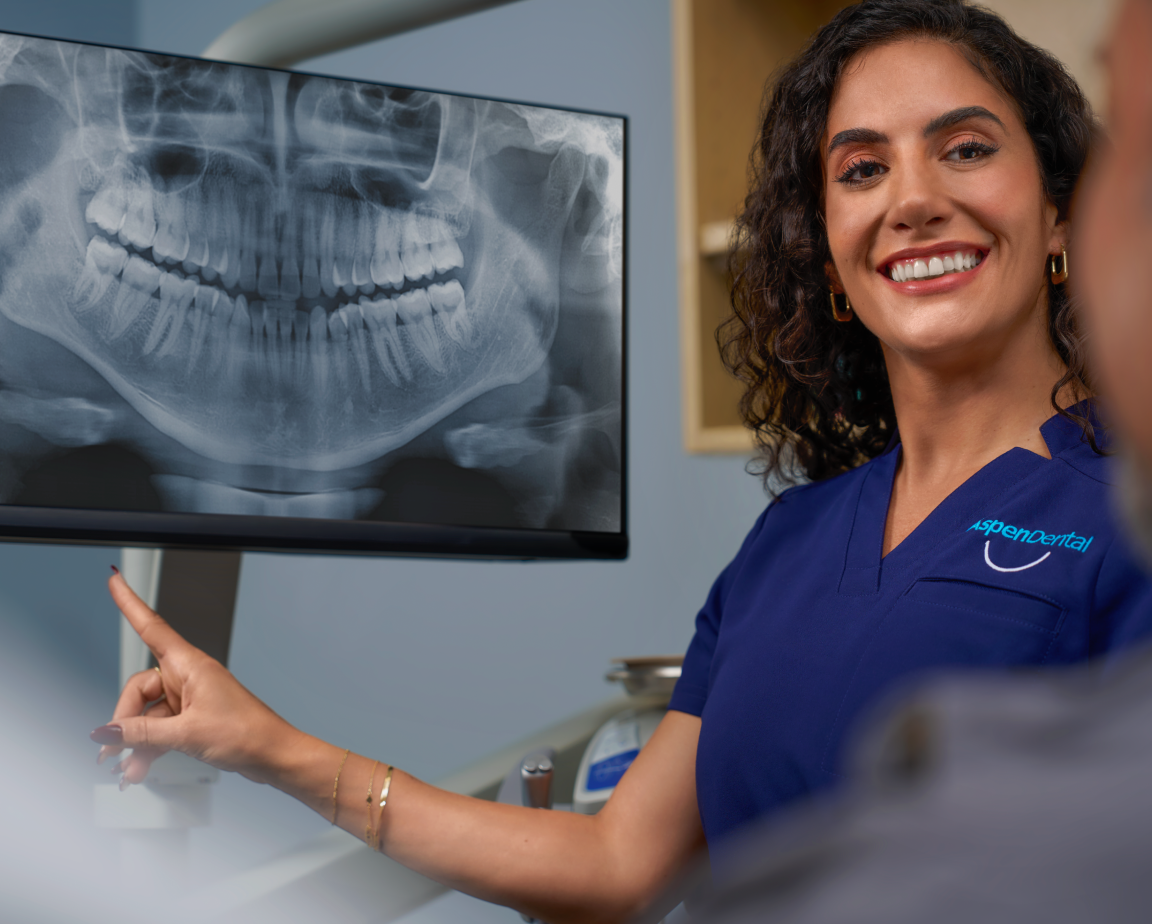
left=880, top=323, right=1076, bottom=556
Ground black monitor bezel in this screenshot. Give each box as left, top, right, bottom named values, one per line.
left=0, top=28, right=629, bottom=561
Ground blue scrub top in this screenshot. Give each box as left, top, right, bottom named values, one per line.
left=670, top=407, right=1152, bottom=847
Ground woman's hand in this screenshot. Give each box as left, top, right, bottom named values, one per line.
left=92, top=569, right=302, bottom=786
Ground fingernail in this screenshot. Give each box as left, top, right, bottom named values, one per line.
left=96, top=748, right=108, bottom=766
left=110, top=565, right=120, bottom=575
left=119, top=774, right=130, bottom=792
left=90, top=724, right=123, bottom=745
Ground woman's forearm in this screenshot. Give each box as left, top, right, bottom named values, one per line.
left=263, top=732, right=656, bottom=923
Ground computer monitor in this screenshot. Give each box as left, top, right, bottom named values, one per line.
left=0, top=30, right=626, bottom=558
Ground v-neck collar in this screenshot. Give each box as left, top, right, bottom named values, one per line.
left=835, top=409, right=1084, bottom=596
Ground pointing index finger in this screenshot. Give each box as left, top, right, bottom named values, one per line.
left=109, top=571, right=185, bottom=661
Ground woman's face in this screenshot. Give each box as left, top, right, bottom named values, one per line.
left=823, top=39, right=1065, bottom=370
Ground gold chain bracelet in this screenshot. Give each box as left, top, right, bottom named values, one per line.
left=331, top=748, right=350, bottom=825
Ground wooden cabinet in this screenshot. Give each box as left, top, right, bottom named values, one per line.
left=673, top=0, right=845, bottom=453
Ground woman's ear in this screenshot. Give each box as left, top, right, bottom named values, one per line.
left=825, top=260, right=844, bottom=293
left=1050, top=219, right=1070, bottom=257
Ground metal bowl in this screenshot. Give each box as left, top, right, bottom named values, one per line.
left=605, top=655, right=684, bottom=699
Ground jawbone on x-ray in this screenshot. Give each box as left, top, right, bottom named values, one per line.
left=0, top=34, right=624, bottom=531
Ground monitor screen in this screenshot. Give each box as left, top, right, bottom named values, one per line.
left=0, top=31, right=626, bottom=558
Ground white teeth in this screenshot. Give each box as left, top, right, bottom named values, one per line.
left=351, top=249, right=372, bottom=290
left=400, top=241, right=434, bottom=282
left=230, top=292, right=251, bottom=344
left=80, top=190, right=471, bottom=388
left=70, top=238, right=128, bottom=311
left=293, top=310, right=311, bottom=390
left=309, top=304, right=330, bottom=394
left=361, top=296, right=409, bottom=386
left=395, top=288, right=444, bottom=372
left=184, top=198, right=209, bottom=270
left=109, top=255, right=161, bottom=340
left=206, top=292, right=234, bottom=377
left=430, top=238, right=464, bottom=274
left=184, top=285, right=217, bottom=372
left=238, top=213, right=259, bottom=292
left=152, top=195, right=190, bottom=264
left=301, top=253, right=322, bottom=299
left=120, top=180, right=156, bottom=251
left=85, top=184, right=128, bottom=236
left=428, top=279, right=471, bottom=347
left=332, top=206, right=356, bottom=296
left=319, top=207, right=339, bottom=299
left=370, top=210, right=405, bottom=289
left=343, top=304, right=372, bottom=391
left=889, top=250, right=982, bottom=282
left=281, top=254, right=302, bottom=301
left=256, top=302, right=281, bottom=393
left=156, top=275, right=197, bottom=358
left=144, top=272, right=195, bottom=355
left=257, top=254, right=278, bottom=299
left=277, top=306, right=295, bottom=388
left=328, top=306, right=349, bottom=341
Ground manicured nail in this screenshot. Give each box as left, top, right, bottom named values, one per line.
left=96, top=748, right=109, bottom=766
left=110, top=565, right=120, bottom=575
left=119, top=774, right=131, bottom=792
left=90, top=724, right=123, bottom=745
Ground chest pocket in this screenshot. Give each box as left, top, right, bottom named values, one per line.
left=821, top=578, right=1065, bottom=776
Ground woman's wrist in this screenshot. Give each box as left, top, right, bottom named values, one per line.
left=254, top=727, right=348, bottom=817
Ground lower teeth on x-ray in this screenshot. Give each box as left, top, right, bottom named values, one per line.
left=0, top=33, right=624, bottom=532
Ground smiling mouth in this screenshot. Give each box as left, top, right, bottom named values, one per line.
left=886, top=249, right=985, bottom=282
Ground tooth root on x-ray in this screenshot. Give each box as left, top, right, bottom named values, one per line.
left=0, top=34, right=622, bottom=499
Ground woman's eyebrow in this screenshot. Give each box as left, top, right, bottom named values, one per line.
left=922, top=105, right=1005, bottom=136
left=826, top=127, right=888, bottom=160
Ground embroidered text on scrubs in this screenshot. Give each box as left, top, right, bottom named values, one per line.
left=967, top=519, right=1095, bottom=552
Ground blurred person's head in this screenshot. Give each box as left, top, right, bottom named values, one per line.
left=1076, top=0, right=1152, bottom=563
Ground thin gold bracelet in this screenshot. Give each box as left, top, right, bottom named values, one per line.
left=379, top=765, right=394, bottom=809
left=365, top=760, right=379, bottom=846
left=331, top=748, right=350, bottom=825
left=371, top=765, right=394, bottom=851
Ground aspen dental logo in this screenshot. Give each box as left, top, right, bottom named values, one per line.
left=968, top=518, right=1094, bottom=573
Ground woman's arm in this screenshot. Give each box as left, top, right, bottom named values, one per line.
left=94, top=572, right=705, bottom=924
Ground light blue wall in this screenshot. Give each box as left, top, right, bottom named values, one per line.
left=0, top=0, right=770, bottom=901
left=0, top=0, right=135, bottom=45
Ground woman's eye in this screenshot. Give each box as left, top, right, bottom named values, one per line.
left=945, top=139, right=1000, bottom=162
left=836, top=158, right=886, bottom=185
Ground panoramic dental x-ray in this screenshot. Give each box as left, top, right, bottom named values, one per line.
left=0, top=34, right=624, bottom=532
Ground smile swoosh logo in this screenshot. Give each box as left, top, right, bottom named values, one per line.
left=983, top=540, right=1051, bottom=573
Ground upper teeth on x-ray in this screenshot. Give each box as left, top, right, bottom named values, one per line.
left=0, top=34, right=624, bottom=530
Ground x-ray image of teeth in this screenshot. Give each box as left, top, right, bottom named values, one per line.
left=0, top=33, right=624, bottom=533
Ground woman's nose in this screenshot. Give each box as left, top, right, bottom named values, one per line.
left=887, top=160, right=951, bottom=232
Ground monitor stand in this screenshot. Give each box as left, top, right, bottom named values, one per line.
left=96, top=547, right=242, bottom=885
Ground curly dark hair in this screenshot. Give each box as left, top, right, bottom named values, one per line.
left=721, top=0, right=1098, bottom=488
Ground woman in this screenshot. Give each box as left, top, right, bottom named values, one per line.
left=91, top=2, right=1152, bottom=921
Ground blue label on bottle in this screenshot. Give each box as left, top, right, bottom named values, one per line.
left=585, top=749, right=640, bottom=791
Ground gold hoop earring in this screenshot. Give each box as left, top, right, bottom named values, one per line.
left=830, top=289, right=853, bottom=322
left=1050, top=247, right=1069, bottom=284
